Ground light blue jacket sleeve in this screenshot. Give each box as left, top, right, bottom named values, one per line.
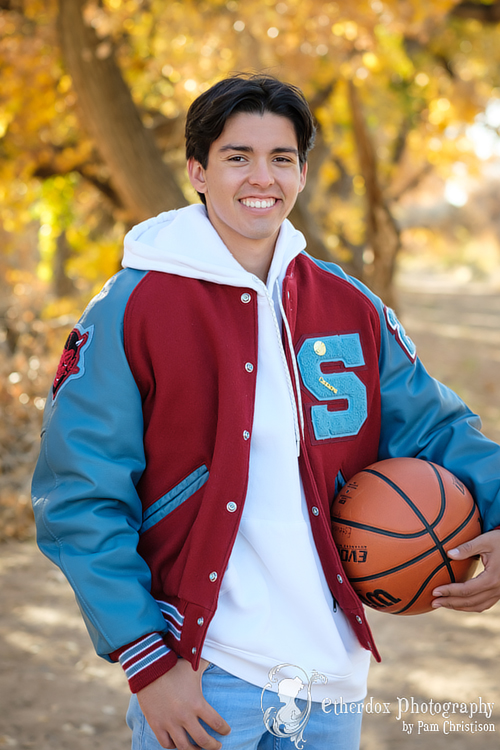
left=32, top=269, right=168, bottom=659
left=375, top=297, right=500, bottom=532
left=305, top=256, right=500, bottom=531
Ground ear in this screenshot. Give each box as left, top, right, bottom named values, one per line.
left=298, top=161, right=308, bottom=194
left=187, top=158, right=208, bottom=195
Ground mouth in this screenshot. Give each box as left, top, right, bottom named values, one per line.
left=239, top=198, right=277, bottom=209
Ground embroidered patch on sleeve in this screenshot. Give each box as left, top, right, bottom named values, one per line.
left=384, top=306, right=417, bottom=362
left=52, top=323, right=94, bottom=401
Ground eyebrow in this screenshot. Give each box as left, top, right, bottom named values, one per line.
left=218, top=144, right=299, bottom=156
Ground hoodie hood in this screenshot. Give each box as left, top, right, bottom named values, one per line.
left=122, top=204, right=306, bottom=293
left=123, top=203, right=306, bottom=456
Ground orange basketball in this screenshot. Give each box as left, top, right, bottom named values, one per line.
left=331, top=458, right=481, bottom=615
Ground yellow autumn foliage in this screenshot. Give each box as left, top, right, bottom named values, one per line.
left=1, top=0, right=500, bottom=534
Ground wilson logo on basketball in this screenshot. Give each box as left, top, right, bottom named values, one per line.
left=360, top=589, right=402, bottom=609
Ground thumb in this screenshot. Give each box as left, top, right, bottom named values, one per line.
left=447, top=537, right=482, bottom=560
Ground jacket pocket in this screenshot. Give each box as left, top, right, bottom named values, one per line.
left=140, top=464, right=209, bottom=534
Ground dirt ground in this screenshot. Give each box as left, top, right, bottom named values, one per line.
left=1, top=276, right=500, bottom=750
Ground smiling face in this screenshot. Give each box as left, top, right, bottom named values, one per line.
left=187, top=110, right=307, bottom=281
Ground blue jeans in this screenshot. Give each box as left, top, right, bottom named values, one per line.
left=126, top=663, right=364, bottom=750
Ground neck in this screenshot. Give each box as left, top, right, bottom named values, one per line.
left=205, top=206, right=279, bottom=282
left=228, top=240, right=276, bottom=282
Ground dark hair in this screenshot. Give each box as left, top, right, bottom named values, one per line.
left=185, top=74, right=316, bottom=203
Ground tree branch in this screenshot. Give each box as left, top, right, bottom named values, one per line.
left=58, top=0, right=187, bottom=222
left=347, top=80, right=401, bottom=307
left=389, top=163, right=434, bottom=203
left=451, top=1, right=500, bottom=23
left=33, top=161, right=124, bottom=208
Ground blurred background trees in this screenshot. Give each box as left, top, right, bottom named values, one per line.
left=1, top=0, right=500, bottom=536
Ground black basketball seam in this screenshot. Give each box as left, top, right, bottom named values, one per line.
left=359, top=561, right=447, bottom=613
left=346, top=543, right=440, bottom=582
left=333, top=467, right=449, bottom=539
left=441, top=500, right=480, bottom=545
left=426, top=463, right=447, bottom=526
left=364, top=466, right=455, bottom=581
left=343, top=501, right=477, bottom=582
left=427, top=463, right=456, bottom=582
left=333, top=502, right=478, bottom=573
left=389, top=560, right=449, bottom=614
left=343, top=500, right=479, bottom=614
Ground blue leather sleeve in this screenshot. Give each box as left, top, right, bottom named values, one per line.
left=374, top=294, right=500, bottom=532
left=31, top=269, right=168, bottom=659
left=306, top=256, right=500, bottom=532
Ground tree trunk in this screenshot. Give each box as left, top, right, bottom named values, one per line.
left=451, top=1, right=500, bottom=23
left=58, top=0, right=187, bottom=223
left=347, top=80, right=400, bottom=309
left=289, top=128, right=336, bottom=265
left=289, top=197, right=334, bottom=263
left=54, top=231, right=77, bottom=297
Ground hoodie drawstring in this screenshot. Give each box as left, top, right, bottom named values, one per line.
left=253, top=276, right=304, bottom=457
left=275, top=280, right=305, bottom=450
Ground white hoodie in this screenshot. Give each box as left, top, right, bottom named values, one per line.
left=123, top=204, right=370, bottom=703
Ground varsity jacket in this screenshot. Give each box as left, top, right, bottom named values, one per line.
left=32, top=206, right=500, bottom=694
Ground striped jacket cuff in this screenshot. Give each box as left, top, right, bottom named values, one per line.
left=110, top=632, right=178, bottom=693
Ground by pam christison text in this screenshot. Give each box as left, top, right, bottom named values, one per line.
left=321, top=696, right=496, bottom=736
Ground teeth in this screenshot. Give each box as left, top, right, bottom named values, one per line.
left=241, top=198, right=276, bottom=209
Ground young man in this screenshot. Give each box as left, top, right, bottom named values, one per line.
left=32, top=74, right=500, bottom=750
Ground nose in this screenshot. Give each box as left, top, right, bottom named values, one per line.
left=248, top=158, right=274, bottom=187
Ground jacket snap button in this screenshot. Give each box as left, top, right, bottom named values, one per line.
left=356, top=615, right=362, bottom=624
left=312, top=506, right=319, bottom=516
left=192, top=647, right=197, bottom=654
left=209, top=572, right=217, bottom=582
left=243, top=430, right=250, bottom=440
left=245, top=362, right=254, bottom=372
left=241, top=292, right=251, bottom=303
left=226, top=502, right=237, bottom=512
left=337, top=574, right=343, bottom=583
left=197, top=617, right=204, bottom=626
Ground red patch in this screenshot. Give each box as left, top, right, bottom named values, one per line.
left=52, top=324, right=94, bottom=400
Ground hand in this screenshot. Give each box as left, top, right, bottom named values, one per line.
left=432, top=529, right=500, bottom=612
left=137, top=657, right=231, bottom=750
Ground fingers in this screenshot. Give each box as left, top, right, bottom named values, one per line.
left=161, top=731, right=175, bottom=749
left=199, top=700, right=231, bottom=737
left=173, top=701, right=230, bottom=750
left=432, top=571, right=500, bottom=611
left=432, top=587, right=499, bottom=612
left=145, top=695, right=228, bottom=750
left=150, top=713, right=224, bottom=750
left=432, top=530, right=500, bottom=612
left=447, top=529, right=500, bottom=562
left=167, top=722, right=222, bottom=750
left=137, top=659, right=231, bottom=750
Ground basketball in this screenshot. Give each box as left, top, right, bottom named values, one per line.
left=331, top=458, right=482, bottom=615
